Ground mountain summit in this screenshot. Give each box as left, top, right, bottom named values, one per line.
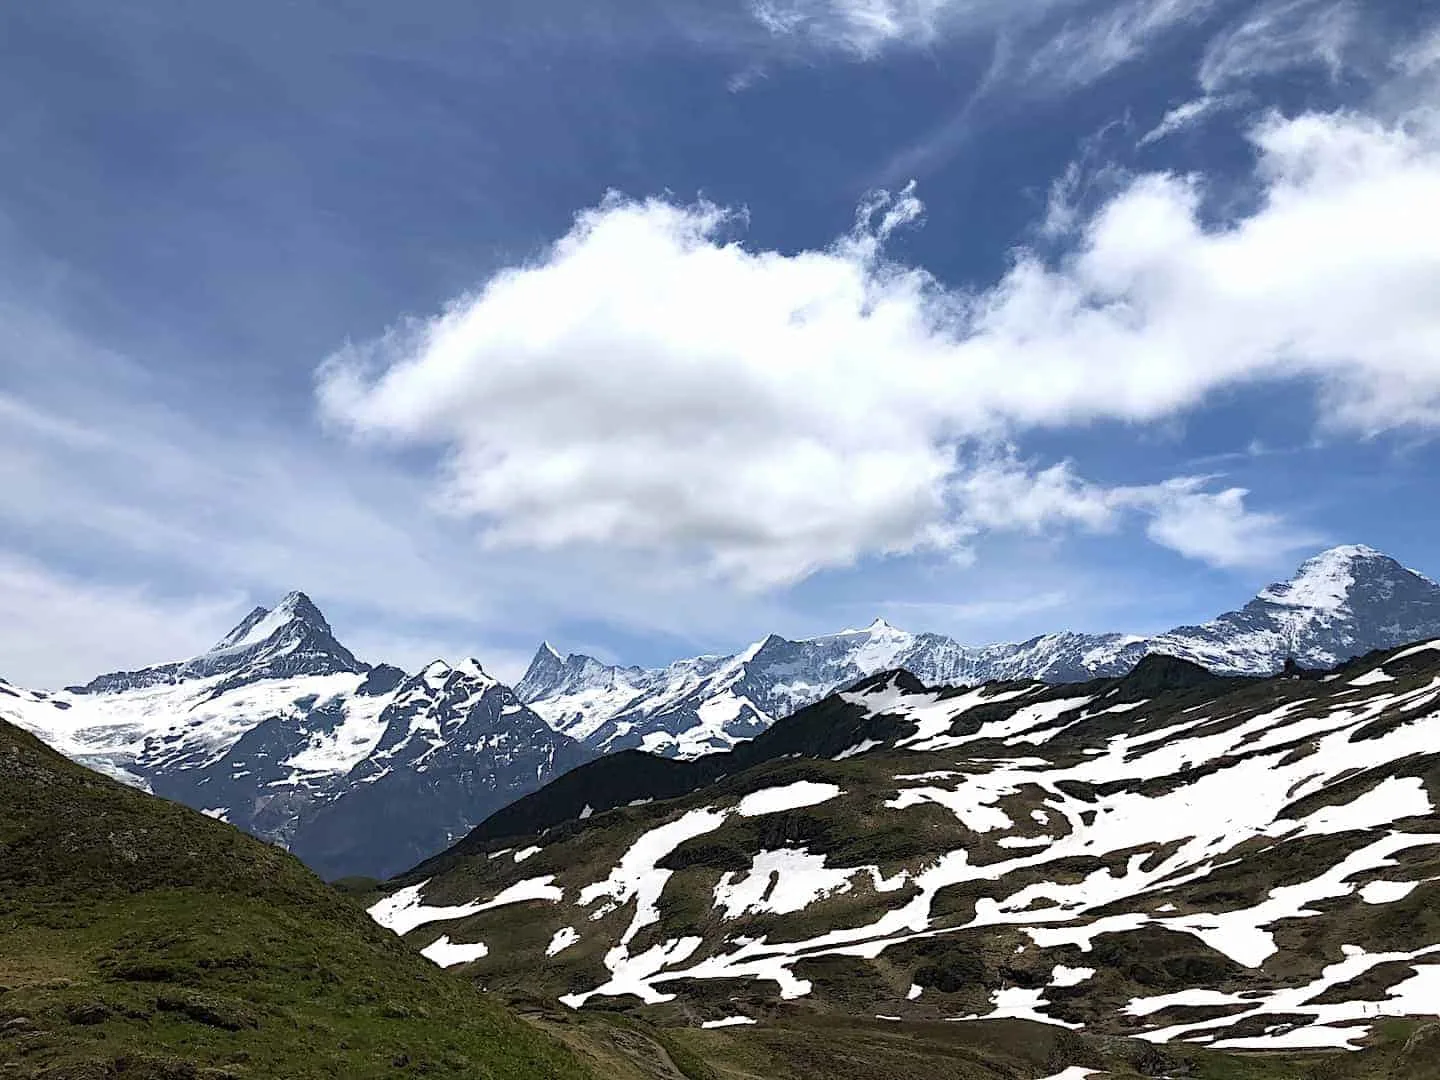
left=72, top=589, right=365, bottom=695
left=519, top=545, right=1440, bottom=759
left=3, top=592, right=590, bottom=879
left=1149, top=544, right=1440, bottom=673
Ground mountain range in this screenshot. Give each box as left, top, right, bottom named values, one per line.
left=0, top=591, right=591, bottom=880
left=4, top=543, right=1439, bottom=883
left=369, top=635, right=1440, bottom=1058
left=516, top=544, right=1440, bottom=757
left=15, top=706, right=1435, bottom=1080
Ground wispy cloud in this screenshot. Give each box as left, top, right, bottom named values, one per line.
left=1137, top=95, right=1241, bottom=145
left=1198, top=0, right=1359, bottom=93
left=1022, top=0, right=1224, bottom=93
left=745, top=0, right=1042, bottom=58
left=0, top=554, right=245, bottom=688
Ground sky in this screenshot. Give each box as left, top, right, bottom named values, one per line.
left=2, top=0, right=1439, bottom=687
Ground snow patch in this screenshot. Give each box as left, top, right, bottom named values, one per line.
left=736, top=781, right=843, bottom=817
left=701, top=1015, right=757, bottom=1028
left=420, top=935, right=489, bottom=967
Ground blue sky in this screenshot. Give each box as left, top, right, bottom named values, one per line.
left=3, top=0, right=1439, bottom=685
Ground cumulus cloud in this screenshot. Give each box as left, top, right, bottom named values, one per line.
left=319, top=98, right=1439, bottom=589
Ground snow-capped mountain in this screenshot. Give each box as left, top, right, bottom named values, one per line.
left=518, top=545, right=1440, bottom=758
left=370, top=637, right=1440, bottom=1053
left=0, top=592, right=590, bottom=880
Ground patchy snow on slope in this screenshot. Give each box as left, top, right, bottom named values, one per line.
left=1139, top=945, right=1440, bottom=1049
left=577, top=809, right=731, bottom=943
left=542, top=663, right=1440, bottom=1018
left=736, top=781, right=843, bottom=817
left=833, top=738, right=882, bottom=760
left=420, top=935, right=489, bottom=967
left=369, top=876, right=564, bottom=937
left=1359, top=880, right=1419, bottom=904
left=914, top=695, right=1093, bottom=752
left=1126, top=988, right=1251, bottom=1017
left=547, top=926, right=581, bottom=957
left=713, top=848, right=906, bottom=919
left=1390, top=640, right=1440, bottom=662
left=700, top=1015, right=757, bottom=1028
left=1258, top=547, right=1363, bottom=610
left=954, top=987, right=1082, bottom=1029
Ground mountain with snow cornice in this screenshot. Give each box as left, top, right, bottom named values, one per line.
left=0, top=591, right=591, bottom=879
left=518, top=545, right=1440, bottom=758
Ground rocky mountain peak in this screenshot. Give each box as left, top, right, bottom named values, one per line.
left=198, top=590, right=363, bottom=683
left=210, top=590, right=332, bottom=652
left=69, top=590, right=365, bottom=695
left=1253, top=544, right=1405, bottom=612
left=516, top=641, right=570, bottom=699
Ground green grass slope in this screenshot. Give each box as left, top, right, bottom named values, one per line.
left=0, top=719, right=594, bottom=1080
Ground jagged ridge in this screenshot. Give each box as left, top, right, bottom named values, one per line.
left=518, top=545, right=1440, bottom=759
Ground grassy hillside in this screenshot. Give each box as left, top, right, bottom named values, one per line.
left=0, top=719, right=594, bottom=1079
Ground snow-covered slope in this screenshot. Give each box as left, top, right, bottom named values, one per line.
left=518, top=545, right=1440, bottom=758
left=0, top=592, right=590, bottom=879
left=371, top=639, right=1440, bottom=1052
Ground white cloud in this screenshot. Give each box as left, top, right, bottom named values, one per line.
left=1022, top=0, right=1221, bottom=92
left=0, top=554, right=245, bottom=688
left=746, top=0, right=1011, bottom=57
left=1395, top=26, right=1440, bottom=78
left=1199, top=0, right=1359, bottom=93
left=0, top=301, right=816, bottom=686
left=323, top=96, right=1439, bottom=587
left=744, top=0, right=1227, bottom=96
left=1138, top=95, right=1236, bottom=146
left=1137, top=479, right=1308, bottom=568
left=954, top=459, right=1315, bottom=568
